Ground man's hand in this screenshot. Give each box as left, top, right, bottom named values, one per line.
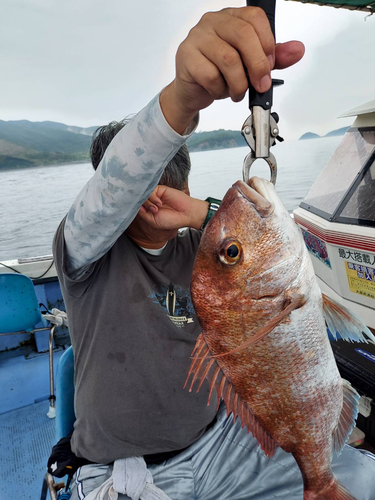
left=160, top=7, right=305, bottom=134
left=138, top=186, right=209, bottom=231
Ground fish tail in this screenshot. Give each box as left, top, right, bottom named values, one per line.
left=304, top=479, right=357, bottom=500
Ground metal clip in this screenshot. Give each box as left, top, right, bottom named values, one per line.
left=241, top=111, right=279, bottom=185
left=242, top=150, right=277, bottom=185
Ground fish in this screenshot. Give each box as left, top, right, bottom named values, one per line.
left=185, top=177, right=375, bottom=500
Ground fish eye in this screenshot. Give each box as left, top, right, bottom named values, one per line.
left=219, top=239, right=242, bottom=266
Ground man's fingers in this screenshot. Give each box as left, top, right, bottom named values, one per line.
left=229, top=7, right=275, bottom=67
left=169, top=6, right=305, bottom=124
left=141, top=189, right=163, bottom=214
left=195, top=37, right=248, bottom=101
left=142, top=199, right=159, bottom=214
left=148, top=191, right=163, bottom=207
left=197, top=8, right=275, bottom=93
left=180, top=48, right=229, bottom=100
left=274, top=41, right=305, bottom=70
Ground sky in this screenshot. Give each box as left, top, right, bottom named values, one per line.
left=1, top=0, right=374, bottom=140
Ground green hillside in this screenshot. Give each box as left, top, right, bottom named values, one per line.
left=0, top=117, right=354, bottom=170
left=187, top=129, right=246, bottom=152
left=0, top=120, right=95, bottom=169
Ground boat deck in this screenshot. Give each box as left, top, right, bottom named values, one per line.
left=0, top=351, right=64, bottom=499
left=1, top=348, right=375, bottom=499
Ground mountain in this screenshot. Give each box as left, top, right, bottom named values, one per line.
left=325, top=126, right=350, bottom=137
left=299, top=132, right=320, bottom=140
left=0, top=117, right=353, bottom=170
left=0, top=120, right=98, bottom=169
left=0, top=120, right=249, bottom=169
left=299, top=126, right=349, bottom=141
left=186, top=129, right=246, bottom=152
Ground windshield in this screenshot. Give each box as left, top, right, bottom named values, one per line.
left=339, top=157, right=375, bottom=222
left=300, top=128, right=375, bottom=224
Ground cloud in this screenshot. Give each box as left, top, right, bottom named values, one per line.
left=278, top=5, right=375, bottom=139
left=0, top=0, right=374, bottom=140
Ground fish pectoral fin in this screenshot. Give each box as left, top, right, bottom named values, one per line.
left=211, top=292, right=306, bottom=358
left=322, top=293, right=375, bottom=343
left=333, top=379, right=359, bottom=454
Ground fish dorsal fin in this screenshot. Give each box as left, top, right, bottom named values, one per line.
left=184, top=333, right=278, bottom=458
left=333, top=379, right=359, bottom=454
left=322, top=293, right=375, bottom=343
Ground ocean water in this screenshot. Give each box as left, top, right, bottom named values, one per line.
left=0, top=136, right=341, bottom=262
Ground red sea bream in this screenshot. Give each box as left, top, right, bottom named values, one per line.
left=186, top=177, right=375, bottom=500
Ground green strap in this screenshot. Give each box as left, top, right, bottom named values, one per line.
left=201, top=197, right=221, bottom=230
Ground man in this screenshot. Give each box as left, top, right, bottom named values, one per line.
left=53, top=7, right=375, bottom=500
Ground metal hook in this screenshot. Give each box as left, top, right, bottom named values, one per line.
left=242, top=151, right=277, bottom=185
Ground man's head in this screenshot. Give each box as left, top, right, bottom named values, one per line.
left=90, top=120, right=191, bottom=190
left=90, top=119, right=192, bottom=248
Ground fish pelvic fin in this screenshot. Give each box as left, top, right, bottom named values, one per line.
left=333, top=379, right=359, bottom=455
left=185, top=334, right=278, bottom=458
left=322, top=293, right=375, bottom=343
left=304, top=478, right=357, bottom=500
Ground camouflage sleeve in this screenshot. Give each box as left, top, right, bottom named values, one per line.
left=63, top=94, right=198, bottom=278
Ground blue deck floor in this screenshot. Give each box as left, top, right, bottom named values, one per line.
left=0, top=400, right=55, bottom=499
left=0, top=351, right=64, bottom=500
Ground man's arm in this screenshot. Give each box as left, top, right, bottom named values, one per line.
left=63, top=7, right=304, bottom=278
left=63, top=94, right=198, bottom=278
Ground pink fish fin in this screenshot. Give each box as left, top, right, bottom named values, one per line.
left=184, top=333, right=216, bottom=393
left=213, top=293, right=306, bottom=359
left=322, top=293, right=375, bottom=343
left=221, top=379, right=278, bottom=457
left=333, top=379, right=359, bottom=454
left=183, top=333, right=208, bottom=390
left=185, top=336, right=278, bottom=457
left=304, top=479, right=357, bottom=500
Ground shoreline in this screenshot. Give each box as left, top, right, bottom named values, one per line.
left=0, top=159, right=92, bottom=172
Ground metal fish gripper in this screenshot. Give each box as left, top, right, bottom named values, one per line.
left=242, top=0, right=284, bottom=186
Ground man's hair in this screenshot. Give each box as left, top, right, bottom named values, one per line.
left=90, top=120, right=191, bottom=190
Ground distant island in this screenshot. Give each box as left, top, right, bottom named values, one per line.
left=0, top=119, right=248, bottom=170
left=299, top=126, right=349, bottom=140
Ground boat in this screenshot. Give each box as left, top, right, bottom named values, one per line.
left=1, top=2, right=375, bottom=500
left=294, top=100, right=375, bottom=331
left=293, top=98, right=375, bottom=452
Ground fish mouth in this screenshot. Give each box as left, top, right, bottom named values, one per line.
left=233, top=177, right=275, bottom=218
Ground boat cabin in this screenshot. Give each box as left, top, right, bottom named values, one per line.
left=294, top=100, right=375, bottom=329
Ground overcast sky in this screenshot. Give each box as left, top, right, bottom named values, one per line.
left=1, top=0, right=374, bottom=140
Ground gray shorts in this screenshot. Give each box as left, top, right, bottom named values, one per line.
left=71, top=404, right=375, bottom=500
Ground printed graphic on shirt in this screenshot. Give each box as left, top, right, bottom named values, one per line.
left=149, top=282, right=195, bottom=328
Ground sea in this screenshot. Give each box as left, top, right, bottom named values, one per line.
left=0, top=136, right=341, bottom=262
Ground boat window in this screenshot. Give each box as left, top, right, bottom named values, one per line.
left=338, top=157, right=375, bottom=222
left=300, top=129, right=375, bottom=218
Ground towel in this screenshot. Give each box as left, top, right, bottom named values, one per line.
left=85, top=457, right=172, bottom=500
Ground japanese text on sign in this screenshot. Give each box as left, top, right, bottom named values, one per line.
left=345, top=261, right=375, bottom=300
left=338, top=248, right=375, bottom=265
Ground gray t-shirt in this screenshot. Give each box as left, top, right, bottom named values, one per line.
left=53, top=222, right=217, bottom=464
